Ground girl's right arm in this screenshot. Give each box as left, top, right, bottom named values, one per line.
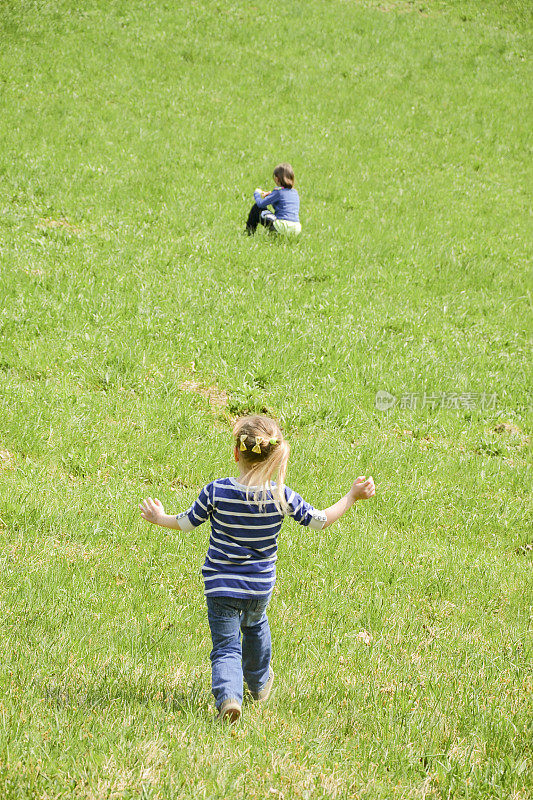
left=254, top=188, right=277, bottom=208
left=139, top=497, right=182, bottom=529
left=322, top=477, right=375, bottom=528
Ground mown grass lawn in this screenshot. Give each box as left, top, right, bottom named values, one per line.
left=0, top=0, right=531, bottom=798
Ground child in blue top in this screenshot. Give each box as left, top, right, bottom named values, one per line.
left=246, top=163, right=302, bottom=236
left=140, top=414, right=375, bottom=722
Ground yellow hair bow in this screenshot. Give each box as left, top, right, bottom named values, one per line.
left=239, top=435, right=247, bottom=451
left=252, top=436, right=263, bottom=454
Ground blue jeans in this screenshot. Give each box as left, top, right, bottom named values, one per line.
left=206, top=594, right=272, bottom=708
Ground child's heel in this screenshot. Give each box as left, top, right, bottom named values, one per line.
left=250, top=666, right=274, bottom=703
left=217, top=699, right=242, bottom=723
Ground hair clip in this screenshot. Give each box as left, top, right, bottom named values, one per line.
left=252, top=436, right=263, bottom=454
left=269, top=437, right=278, bottom=445
left=239, top=435, right=247, bottom=451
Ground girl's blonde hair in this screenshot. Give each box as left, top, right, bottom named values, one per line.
left=232, top=415, right=290, bottom=514
left=273, top=163, right=295, bottom=189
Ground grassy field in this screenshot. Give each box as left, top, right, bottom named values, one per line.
left=0, top=0, right=531, bottom=797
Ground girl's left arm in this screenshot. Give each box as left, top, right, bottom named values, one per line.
left=139, top=497, right=182, bottom=530
left=322, top=477, right=375, bottom=528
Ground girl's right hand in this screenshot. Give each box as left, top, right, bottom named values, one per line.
left=350, top=476, right=375, bottom=501
left=139, top=497, right=165, bottom=525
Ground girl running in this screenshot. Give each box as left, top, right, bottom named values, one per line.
left=140, top=415, right=375, bottom=722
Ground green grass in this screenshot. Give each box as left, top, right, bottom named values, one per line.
left=0, top=0, right=531, bottom=797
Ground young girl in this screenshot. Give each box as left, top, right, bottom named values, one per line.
left=139, top=415, right=375, bottom=722
left=245, top=163, right=302, bottom=236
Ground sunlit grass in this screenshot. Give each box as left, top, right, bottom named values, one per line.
left=0, top=0, right=531, bottom=797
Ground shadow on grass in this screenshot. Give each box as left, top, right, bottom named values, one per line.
left=40, top=675, right=211, bottom=717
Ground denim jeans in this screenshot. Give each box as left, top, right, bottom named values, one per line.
left=206, top=594, right=272, bottom=709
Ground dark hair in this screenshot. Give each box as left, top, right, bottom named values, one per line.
left=273, top=163, right=295, bottom=189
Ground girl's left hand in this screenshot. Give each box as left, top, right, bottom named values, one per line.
left=350, top=476, right=375, bottom=501
left=139, top=497, right=165, bottom=525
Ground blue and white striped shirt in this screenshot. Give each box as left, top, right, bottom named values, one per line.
left=176, top=477, right=326, bottom=599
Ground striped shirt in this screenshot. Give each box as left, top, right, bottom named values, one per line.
left=176, top=477, right=326, bottom=599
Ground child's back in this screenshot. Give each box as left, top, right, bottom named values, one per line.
left=260, top=186, right=300, bottom=223
left=178, top=476, right=324, bottom=599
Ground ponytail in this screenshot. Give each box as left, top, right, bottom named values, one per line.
left=232, top=416, right=290, bottom=514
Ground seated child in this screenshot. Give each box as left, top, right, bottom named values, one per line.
left=246, top=163, right=301, bottom=236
